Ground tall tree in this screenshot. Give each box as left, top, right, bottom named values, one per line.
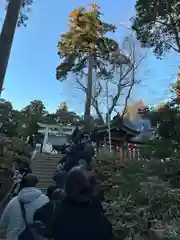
left=21, top=100, right=46, bottom=136
left=0, top=98, right=19, bottom=136
left=22, top=100, right=46, bottom=116
left=55, top=108, right=80, bottom=125
left=56, top=4, right=126, bottom=131
left=55, top=101, right=80, bottom=125
left=131, top=0, right=180, bottom=57
left=0, top=0, right=33, bottom=94
left=148, top=76, right=180, bottom=158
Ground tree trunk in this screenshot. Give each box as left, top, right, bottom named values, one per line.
left=0, top=0, right=22, bottom=95
left=84, top=54, right=93, bottom=132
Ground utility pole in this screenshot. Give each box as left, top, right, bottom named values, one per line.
left=106, top=79, right=112, bottom=152
left=0, top=0, right=22, bottom=95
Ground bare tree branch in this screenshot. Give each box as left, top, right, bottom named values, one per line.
left=94, top=35, right=148, bottom=122
left=74, top=34, right=148, bottom=125
left=106, top=51, right=147, bottom=120
left=75, top=76, right=86, bottom=92
left=121, top=66, right=135, bottom=118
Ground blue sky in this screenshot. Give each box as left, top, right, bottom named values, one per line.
left=0, top=0, right=179, bottom=114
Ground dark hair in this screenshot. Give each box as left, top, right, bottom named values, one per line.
left=65, top=168, right=91, bottom=202
left=21, top=174, right=38, bottom=188
left=72, top=128, right=84, bottom=143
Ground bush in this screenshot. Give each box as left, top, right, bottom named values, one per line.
left=0, top=137, right=32, bottom=169
left=94, top=151, right=180, bottom=240
left=0, top=137, right=32, bottom=206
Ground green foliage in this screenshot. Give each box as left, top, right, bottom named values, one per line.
left=6, top=0, right=33, bottom=27
left=131, top=0, right=180, bottom=57
left=0, top=99, right=19, bottom=137
left=0, top=136, right=32, bottom=204
left=20, top=100, right=47, bottom=136
left=149, top=138, right=175, bottom=159
left=22, top=100, right=46, bottom=116
left=0, top=98, right=101, bottom=137
left=0, top=136, right=32, bottom=170
left=56, top=108, right=80, bottom=125
left=148, top=98, right=180, bottom=157
left=95, top=152, right=180, bottom=240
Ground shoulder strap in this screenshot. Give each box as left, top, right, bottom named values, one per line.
left=19, top=200, right=35, bottom=239
left=19, top=200, right=28, bottom=226
left=50, top=202, right=57, bottom=226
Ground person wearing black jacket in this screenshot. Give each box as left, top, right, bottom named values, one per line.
left=52, top=167, right=113, bottom=240
left=34, top=188, right=64, bottom=238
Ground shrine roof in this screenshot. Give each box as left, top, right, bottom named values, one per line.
left=92, top=114, right=139, bottom=135
left=37, top=122, right=76, bottom=129
left=129, top=129, right=155, bottom=143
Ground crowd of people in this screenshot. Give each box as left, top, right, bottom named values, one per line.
left=0, top=127, right=112, bottom=240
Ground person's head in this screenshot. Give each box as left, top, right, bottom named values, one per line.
left=64, top=167, right=91, bottom=203
left=52, top=188, right=65, bottom=201
left=21, top=174, right=38, bottom=188
left=72, top=128, right=84, bottom=144
left=46, top=185, right=58, bottom=200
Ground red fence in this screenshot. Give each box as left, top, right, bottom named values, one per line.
left=116, top=145, right=141, bottom=162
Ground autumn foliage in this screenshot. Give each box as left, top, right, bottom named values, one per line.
left=56, top=4, right=118, bottom=80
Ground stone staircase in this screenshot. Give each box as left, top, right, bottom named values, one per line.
left=32, top=153, right=60, bottom=193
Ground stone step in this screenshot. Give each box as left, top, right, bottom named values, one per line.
left=33, top=168, right=56, bottom=171
left=32, top=163, right=59, bottom=167
left=37, top=178, right=54, bottom=182
left=37, top=184, right=55, bottom=191
left=34, top=174, right=55, bottom=180
left=37, top=157, right=60, bottom=160
left=32, top=158, right=59, bottom=162
left=33, top=170, right=55, bottom=175
left=33, top=167, right=57, bottom=172
left=36, top=177, right=54, bottom=182
left=32, top=165, right=57, bottom=170
left=37, top=182, right=54, bottom=187
left=33, top=162, right=58, bottom=166
left=31, top=154, right=60, bottom=192
left=33, top=160, right=59, bottom=163
left=35, top=155, right=61, bottom=160
left=38, top=183, right=54, bottom=189
left=33, top=171, right=56, bottom=175
left=34, top=162, right=59, bottom=166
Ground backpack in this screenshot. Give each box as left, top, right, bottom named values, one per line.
left=34, top=201, right=58, bottom=239
left=18, top=200, right=35, bottom=240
